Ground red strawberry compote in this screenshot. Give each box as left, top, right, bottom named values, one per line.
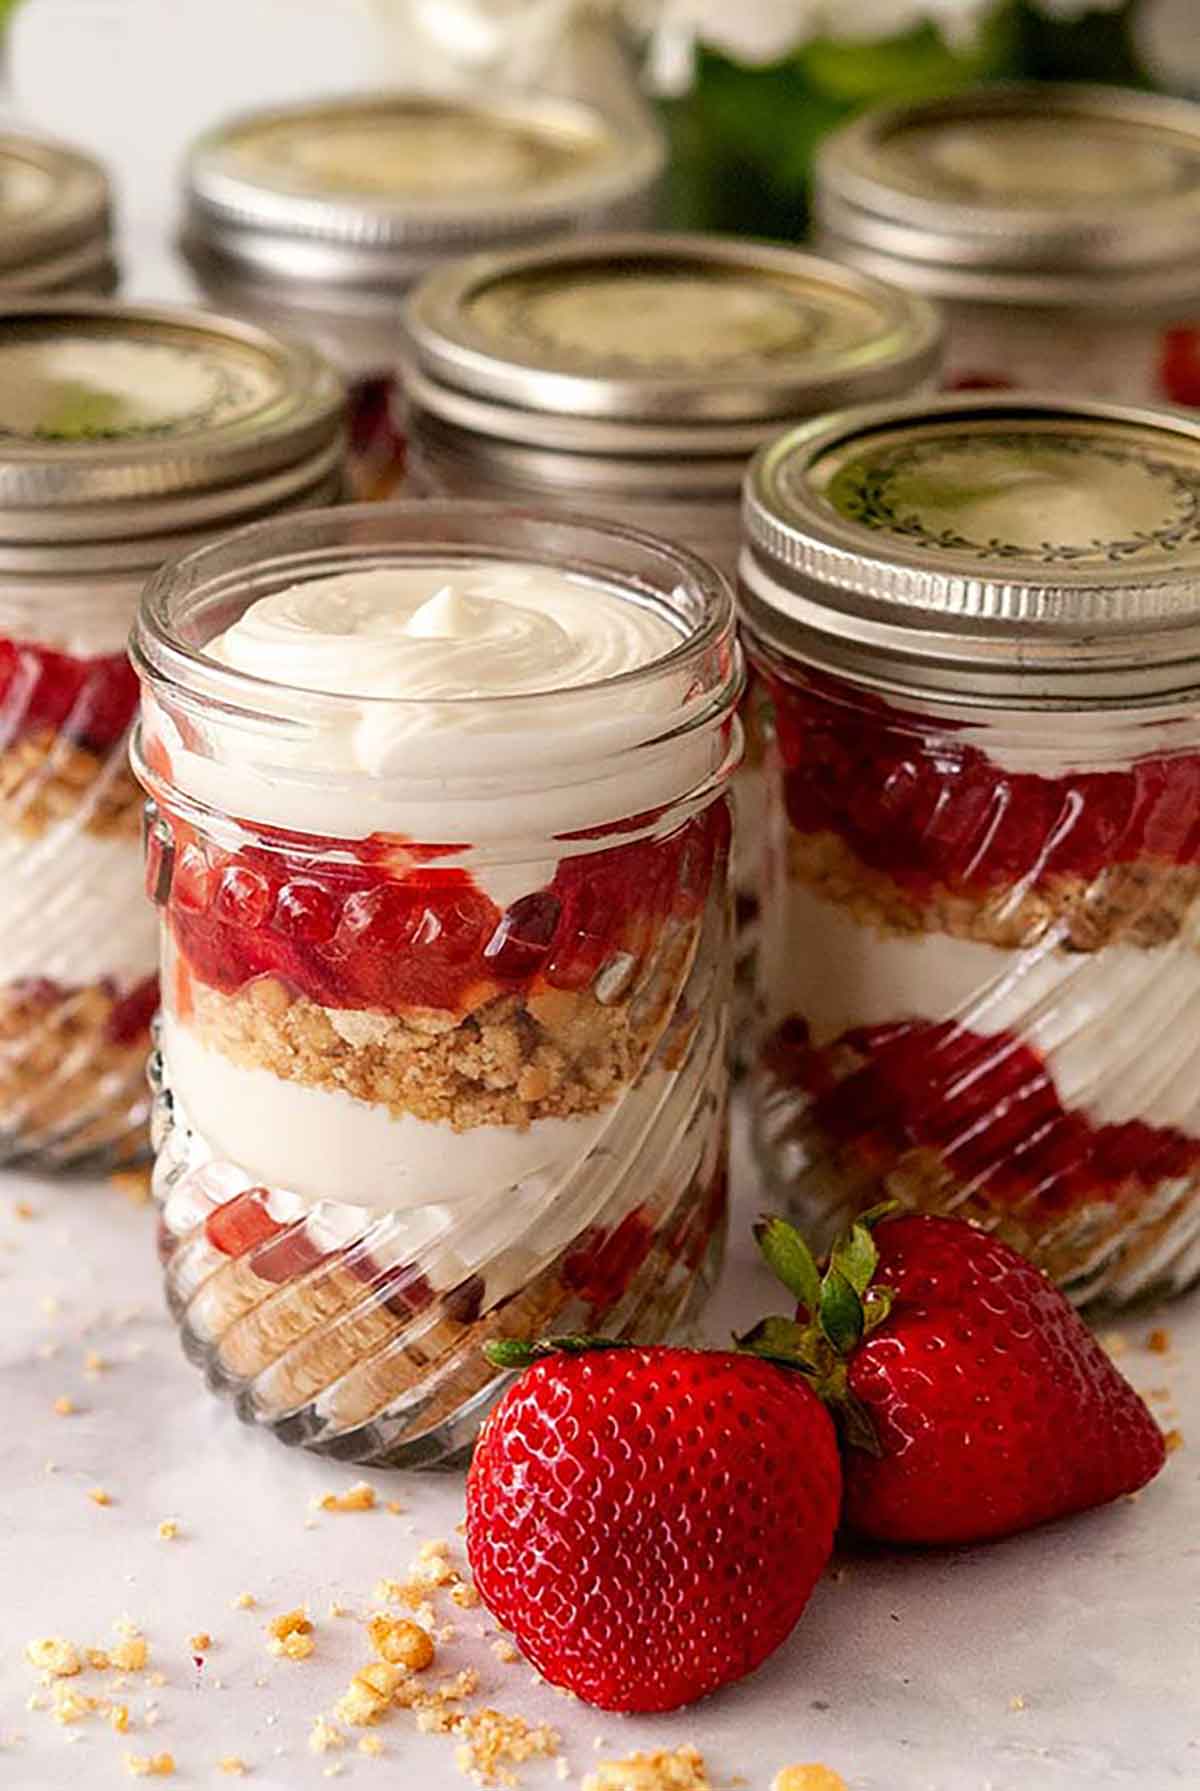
left=132, top=503, right=740, bottom=1465
left=740, top=394, right=1200, bottom=1307
left=0, top=298, right=343, bottom=1167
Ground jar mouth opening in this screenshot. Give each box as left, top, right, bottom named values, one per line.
left=132, top=499, right=737, bottom=723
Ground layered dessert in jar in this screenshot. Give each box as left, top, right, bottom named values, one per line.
left=816, top=85, right=1200, bottom=406
left=181, top=92, right=665, bottom=502
left=0, top=129, right=115, bottom=296
left=401, top=233, right=942, bottom=1036
left=740, top=394, right=1200, bottom=1307
left=0, top=297, right=344, bottom=1167
left=131, top=503, right=740, bottom=1465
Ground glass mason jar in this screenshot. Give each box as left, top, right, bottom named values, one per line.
left=402, top=232, right=942, bottom=1037
left=815, top=84, right=1200, bottom=406
left=131, top=503, right=740, bottom=1466
left=0, top=128, right=115, bottom=296
left=0, top=297, right=344, bottom=1168
left=180, top=89, right=665, bottom=503
left=741, top=392, right=1200, bottom=1309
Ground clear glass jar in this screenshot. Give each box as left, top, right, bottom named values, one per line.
left=741, top=393, right=1200, bottom=1308
left=0, top=298, right=344, bottom=1168
left=815, top=84, right=1200, bottom=405
left=0, top=129, right=115, bottom=295
left=180, top=88, right=665, bottom=503
left=131, top=503, right=740, bottom=1466
left=402, top=233, right=943, bottom=1039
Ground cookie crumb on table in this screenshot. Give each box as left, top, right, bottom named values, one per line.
left=1147, top=1327, right=1172, bottom=1355
left=318, top=1480, right=377, bottom=1514
left=771, top=1770, right=849, bottom=1791
left=267, top=1610, right=314, bottom=1660
left=309, top=1717, right=345, bottom=1755
left=123, top=1752, right=174, bottom=1777
left=217, top=1756, right=247, bottom=1775
left=156, top=1520, right=179, bottom=1541
left=1165, top=1428, right=1184, bottom=1454
left=88, top=1487, right=113, bottom=1507
left=582, top=1745, right=711, bottom=1791
left=52, top=1396, right=76, bottom=1416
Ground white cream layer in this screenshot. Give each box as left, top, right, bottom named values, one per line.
left=0, top=824, right=157, bottom=988
left=764, top=881, right=1200, bottom=1139
left=162, top=1013, right=615, bottom=1210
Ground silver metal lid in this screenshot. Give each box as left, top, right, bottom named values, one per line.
left=182, top=91, right=664, bottom=295
left=815, top=84, right=1200, bottom=307
left=0, top=299, right=345, bottom=566
left=0, top=130, right=114, bottom=292
left=741, top=393, right=1200, bottom=706
left=402, top=233, right=943, bottom=456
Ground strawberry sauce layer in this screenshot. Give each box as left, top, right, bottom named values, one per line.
left=765, top=670, right=1200, bottom=897
left=0, top=638, right=139, bottom=754
left=10, top=973, right=159, bottom=1044
left=764, top=1014, right=1200, bottom=1217
left=158, top=803, right=728, bottom=1016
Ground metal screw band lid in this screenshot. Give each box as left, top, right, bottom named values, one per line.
left=0, top=299, right=346, bottom=560
left=814, top=84, right=1200, bottom=306
left=402, top=233, right=943, bottom=453
left=0, top=130, right=113, bottom=290
left=740, top=393, right=1200, bottom=705
left=183, top=91, right=664, bottom=293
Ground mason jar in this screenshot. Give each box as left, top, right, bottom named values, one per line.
left=815, top=84, right=1200, bottom=405
left=741, top=392, right=1200, bottom=1309
left=402, top=232, right=942, bottom=1037
left=0, top=297, right=344, bottom=1168
left=180, top=91, right=665, bottom=502
left=1, top=128, right=115, bottom=295
left=131, top=503, right=740, bottom=1466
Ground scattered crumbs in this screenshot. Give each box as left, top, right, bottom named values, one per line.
left=110, top=1630, right=149, bottom=1675
left=386, top=1501, right=404, bottom=1516
left=1147, top=1327, right=1172, bottom=1355
left=324, top=1766, right=344, bottom=1779
left=358, top=1734, right=385, bottom=1758
left=233, top=1593, right=256, bottom=1610
left=84, top=1350, right=108, bottom=1375
left=1100, top=1330, right=1128, bottom=1358
left=309, top=1717, right=345, bottom=1755
left=26, top=1638, right=80, bottom=1678
left=335, top=1662, right=406, bottom=1727
left=13, top=1199, right=36, bottom=1219
left=123, top=1752, right=175, bottom=1778
left=189, top=1633, right=213, bottom=1653
left=218, top=1756, right=248, bottom=1776
left=1165, top=1428, right=1184, bottom=1455
left=267, top=1610, right=314, bottom=1660
left=555, top=1760, right=569, bottom=1783
left=771, top=1771, right=849, bottom=1791
left=43, top=1460, right=57, bottom=1475
left=449, top=1581, right=480, bottom=1610
left=52, top=1396, right=76, bottom=1417
left=368, top=1616, right=435, bottom=1672
left=110, top=1168, right=153, bottom=1206
left=327, top=1601, right=351, bottom=1620
left=87, top=1649, right=111, bottom=1671
left=111, top=1705, right=131, bottom=1734
left=318, top=1481, right=377, bottom=1514
left=157, top=1521, right=179, bottom=1542
left=583, top=1746, right=710, bottom=1791
left=491, top=1641, right=520, bottom=1665
left=147, top=1671, right=167, bottom=1689
left=88, top=1488, right=113, bottom=1507
left=452, top=1707, right=559, bottom=1786
left=1009, top=1696, right=1027, bottom=1713
left=1148, top=1388, right=1172, bottom=1404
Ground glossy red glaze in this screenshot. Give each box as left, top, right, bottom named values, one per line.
left=767, top=672, right=1200, bottom=894
left=163, top=803, right=728, bottom=1015
left=0, top=638, right=139, bottom=752
left=765, top=1014, right=1200, bottom=1216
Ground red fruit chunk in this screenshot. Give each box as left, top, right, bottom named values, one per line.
left=467, top=1346, right=840, bottom=1713
left=563, top=1209, right=655, bottom=1311
left=205, top=1190, right=284, bottom=1258
left=840, top=1216, right=1167, bottom=1544
left=271, top=880, right=338, bottom=945
left=1159, top=324, right=1200, bottom=407
left=105, top=976, right=159, bottom=1046
left=483, top=891, right=561, bottom=980
left=0, top=639, right=138, bottom=751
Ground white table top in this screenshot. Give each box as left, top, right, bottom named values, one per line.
left=2, top=1121, right=1197, bottom=1791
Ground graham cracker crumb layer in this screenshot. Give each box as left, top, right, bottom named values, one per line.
left=787, top=828, right=1200, bottom=952
left=181, top=918, right=697, bottom=1131
left=0, top=979, right=153, bottom=1165
left=0, top=728, right=142, bottom=841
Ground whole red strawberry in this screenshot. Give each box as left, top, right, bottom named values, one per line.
left=750, top=1211, right=1167, bottom=1546
left=466, top=1341, right=841, bottom=1712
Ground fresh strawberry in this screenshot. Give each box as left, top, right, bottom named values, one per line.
left=748, top=1211, right=1167, bottom=1546
left=465, top=1340, right=841, bottom=1713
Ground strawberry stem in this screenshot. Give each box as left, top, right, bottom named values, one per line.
left=484, top=1335, right=634, bottom=1370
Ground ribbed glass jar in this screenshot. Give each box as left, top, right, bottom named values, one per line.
left=0, top=298, right=344, bottom=1168
left=741, top=393, right=1200, bottom=1308
left=816, top=84, right=1200, bottom=405
left=131, top=503, right=740, bottom=1466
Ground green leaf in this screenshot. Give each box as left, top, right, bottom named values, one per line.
left=735, top=1315, right=814, bottom=1369
left=862, top=1286, right=896, bottom=1336
left=858, top=1199, right=903, bottom=1231
left=819, top=1269, right=865, bottom=1355
left=483, top=1334, right=631, bottom=1370
left=754, top=1216, right=821, bottom=1312
left=831, top=1221, right=878, bottom=1297
left=834, top=1393, right=884, bottom=1459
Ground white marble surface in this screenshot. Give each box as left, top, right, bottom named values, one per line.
left=1, top=1131, right=1197, bottom=1791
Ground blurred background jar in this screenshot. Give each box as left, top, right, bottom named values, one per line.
left=401, top=230, right=942, bottom=1040
left=740, top=390, right=1200, bottom=1309
left=0, top=126, right=115, bottom=295
left=0, top=296, right=343, bottom=1169
left=814, top=82, right=1200, bottom=406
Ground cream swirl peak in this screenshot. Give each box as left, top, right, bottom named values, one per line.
left=207, top=564, right=680, bottom=703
